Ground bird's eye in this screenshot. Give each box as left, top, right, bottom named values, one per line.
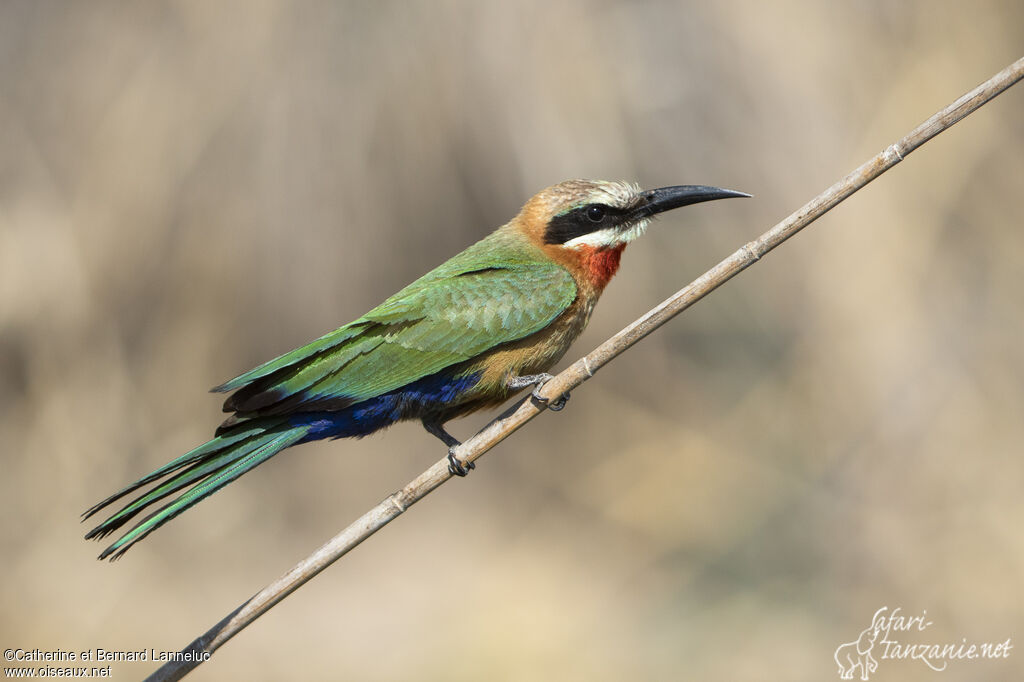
left=586, top=205, right=606, bottom=222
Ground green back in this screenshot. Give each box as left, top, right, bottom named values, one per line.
left=215, top=227, right=577, bottom=409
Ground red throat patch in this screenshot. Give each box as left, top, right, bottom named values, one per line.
left=577, top=245, right=625, bottom=290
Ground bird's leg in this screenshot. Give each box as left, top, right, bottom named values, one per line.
left=506, top=373, right=571, bottom=411
left=422, top=418, right=474, bottom=477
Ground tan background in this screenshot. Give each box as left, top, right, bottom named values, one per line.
left=2, top=1, right=1022, bottom=680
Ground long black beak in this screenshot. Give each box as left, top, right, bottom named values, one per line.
left=634, top=185, right=751, bottom=218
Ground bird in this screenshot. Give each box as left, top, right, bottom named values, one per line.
left=83, top=179, right=749, bottom=559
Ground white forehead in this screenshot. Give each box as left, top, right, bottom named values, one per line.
left=584, top=180, right=642, bottom=206
left=546, top=180, right=648, bottom=250
left=546, top=179, right=642, bottom=210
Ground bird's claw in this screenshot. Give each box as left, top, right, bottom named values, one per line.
left=530, top=384, right=571, bottom=411
left=447, top=448, right=475, bottom=477
left=549, top=392, right=570, bottom=411
left=508, top=373, right=571, bottom=412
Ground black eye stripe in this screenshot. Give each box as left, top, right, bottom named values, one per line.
left=544, top=204, right=627, bottom=245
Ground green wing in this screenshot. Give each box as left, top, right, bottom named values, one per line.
left=215, top=232, right=577, bottom=414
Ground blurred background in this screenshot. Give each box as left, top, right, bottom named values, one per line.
left=1, top=1, right=1022, bottom=680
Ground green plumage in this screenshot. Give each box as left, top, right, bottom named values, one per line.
left=85, top=179, right=748, bottom=559
left=216, top=226, right=578, bottom=414
left=84, top=420, right=308, bottom=559
left=84, top=226, right=578, bottom=558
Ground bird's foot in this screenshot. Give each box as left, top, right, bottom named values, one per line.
left=507, top=373, right=571, bottom=411
left=423, top=419, right=474, bottom=477
left=533, top=384, right=570, bottom=411
left=447, top=448, right=475, bottom=477
left=506, top=373, right=555, bottom=391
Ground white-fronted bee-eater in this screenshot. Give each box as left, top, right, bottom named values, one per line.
left=84, top=179, right=749, bottom=559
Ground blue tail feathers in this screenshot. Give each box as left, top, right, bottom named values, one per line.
left=292, top=371, right=482, bottom=440
left=84, top=370, right=482, bottom=559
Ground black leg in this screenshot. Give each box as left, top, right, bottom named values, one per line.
left=422, top=419, right=474, bottom=477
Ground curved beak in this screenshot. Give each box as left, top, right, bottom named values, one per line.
left=634, top=185, right=751, bottom=218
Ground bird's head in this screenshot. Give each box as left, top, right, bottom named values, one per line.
left=526, top=179, right=750, bottom=249
left=518, top=179, right=749, bottom=289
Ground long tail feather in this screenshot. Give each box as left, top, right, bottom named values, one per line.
left=81, top=421, right=283, bottom=521
left=84, top=421, right=309, bottom=560
left=83, top=432, right=283, bottom=541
